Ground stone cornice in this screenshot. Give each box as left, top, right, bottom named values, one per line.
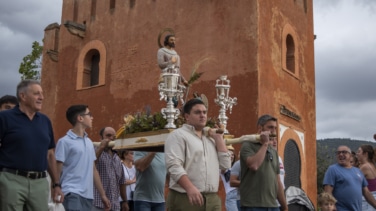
left=63, top=20, right=86, bottom=38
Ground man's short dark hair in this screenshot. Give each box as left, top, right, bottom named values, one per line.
left=164, top=34, right=175, bottom=46
left=183, top=98, right=206, bottom=114
left=0, top=95, right=18, bottom=107
left=66, top=104, right=88, bottom=126
left=99, top=127, right=107, bottom=139
left=257, top=114, right=277, bottom=126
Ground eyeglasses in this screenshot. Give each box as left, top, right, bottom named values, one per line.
left=80, top=112, right=92, bottom=117
left=266, top=149, right=273, bottom=161
left=335, top=151, right=351, bottom=155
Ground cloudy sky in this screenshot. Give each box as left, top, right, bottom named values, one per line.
left=0, top=0, right=375, bottom=141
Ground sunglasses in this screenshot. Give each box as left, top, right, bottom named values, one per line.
left=335, top=151, right=350, bottom=155
left=266, top=149, right=273, bottom=161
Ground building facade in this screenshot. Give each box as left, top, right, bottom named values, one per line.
left=41, top=0, right=316, bottom=208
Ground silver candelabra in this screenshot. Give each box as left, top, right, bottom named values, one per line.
left=158, top=65, right=186, bottom=128
left=214, top=75, right=237, bottom=134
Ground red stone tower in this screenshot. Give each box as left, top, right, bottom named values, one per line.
left=42, top=0, right=316, bottom=208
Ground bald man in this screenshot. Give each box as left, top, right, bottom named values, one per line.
left=93, top=127, right=128, bottom=211
left=323, top=145, right=376, bottom=210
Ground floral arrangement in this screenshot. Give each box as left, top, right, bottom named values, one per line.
left=116, top=105, right=218, bottom=138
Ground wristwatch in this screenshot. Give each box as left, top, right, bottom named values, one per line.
left=52, top=183, right=61, bottom=188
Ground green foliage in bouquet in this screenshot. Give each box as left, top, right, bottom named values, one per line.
left=121, top=106, right=219, bottom=136
left=124, top=107, right=167, bottom=134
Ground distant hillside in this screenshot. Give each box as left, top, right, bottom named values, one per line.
left=318, top=138, right=376, bottom=159
left=316, top=138, right=376, bottom=192
left=317, top=138, right=376, bottom=165
left=317, top=138, right=376, bottom=152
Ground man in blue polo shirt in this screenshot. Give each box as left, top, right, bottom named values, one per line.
left=0, top=80, right=63, bottom=211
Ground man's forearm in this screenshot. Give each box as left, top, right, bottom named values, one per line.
left=246, top=144, right=268, bottom=171
left=120, top=184, right=127, bottom=202
left=134, top=152, right=156, bottom=172
left=277, top=176, right=287, bottom=210
left=229, top=175, right=240, bottom=187
left=178, top=175, right=197, bottom=192
left=47, top=149, right=60, bottom=184
left=364, top=188, right=376, bottom=208
left=95, top=146, right=105, bottom=160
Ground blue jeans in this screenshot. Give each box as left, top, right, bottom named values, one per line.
left=241, top=207, right=279, bottom=211
left=133, top=201, right=165, bottom=211
left=226, top=189, right=238, bottom=210
left=63, top=192, right=93, bottom=211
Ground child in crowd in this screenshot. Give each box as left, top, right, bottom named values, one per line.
left=318, top=192, right=337, bottom=211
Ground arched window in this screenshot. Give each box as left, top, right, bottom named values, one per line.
left=284, top=139, right=301, bottom=188
left=286, top=34, right=295, bottom=73
left=83, top=49, right=100, bottom=87
left=77, top=40, right=107, bottom=90
left=282, top=24, right=299, bottom=78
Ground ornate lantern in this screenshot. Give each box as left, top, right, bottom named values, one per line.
left=214, top=75, right=237, bottom=134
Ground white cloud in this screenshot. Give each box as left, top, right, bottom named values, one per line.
left=314, top=0, right=376, bottom=141
left=0, top=0, right=62, bottom=96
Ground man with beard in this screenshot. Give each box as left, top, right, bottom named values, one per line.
left=239, top=114, right=287, bottom=211
left=157, top=34, right=188, bottom=85
left=157, top=34, right=188, bottom=107
left=93, top=127, right=128, bottom=211
left=323, top=145, right=376, bottom=210
left=158, top=35, right=180, bottom=69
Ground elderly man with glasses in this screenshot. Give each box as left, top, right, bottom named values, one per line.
left=323, top=145, right=376, bottom=210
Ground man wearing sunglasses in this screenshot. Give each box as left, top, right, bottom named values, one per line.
left=323, top=145, right=376, bottom=210
left=239, top=114, right=287, bottom=211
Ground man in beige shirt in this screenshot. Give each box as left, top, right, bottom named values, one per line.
left=165, top=98, right=231, bottom=210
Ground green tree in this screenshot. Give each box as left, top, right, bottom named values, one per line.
left=316, top=143, right=335, bottom=193
left=19, top=41, right=43, bottom=80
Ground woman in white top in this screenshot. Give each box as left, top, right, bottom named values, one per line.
left=119, top=150, right=136, bottom=211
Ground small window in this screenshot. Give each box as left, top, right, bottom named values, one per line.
left=286, top=34, right=295, bottom=73
left=295, top=0, right=308, bottom=13
left=91, top=0, right=97, bottom=21
left=73, top=0, right=78, bottom=21
left=110, top=0, right=115, bottom=10
left=83, top=50, right=100, bottom=87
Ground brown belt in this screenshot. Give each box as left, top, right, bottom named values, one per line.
left=0, top=167, right=47, bottom=179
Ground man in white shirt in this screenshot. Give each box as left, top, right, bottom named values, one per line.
left=165, top=98, right=231, bottom=210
